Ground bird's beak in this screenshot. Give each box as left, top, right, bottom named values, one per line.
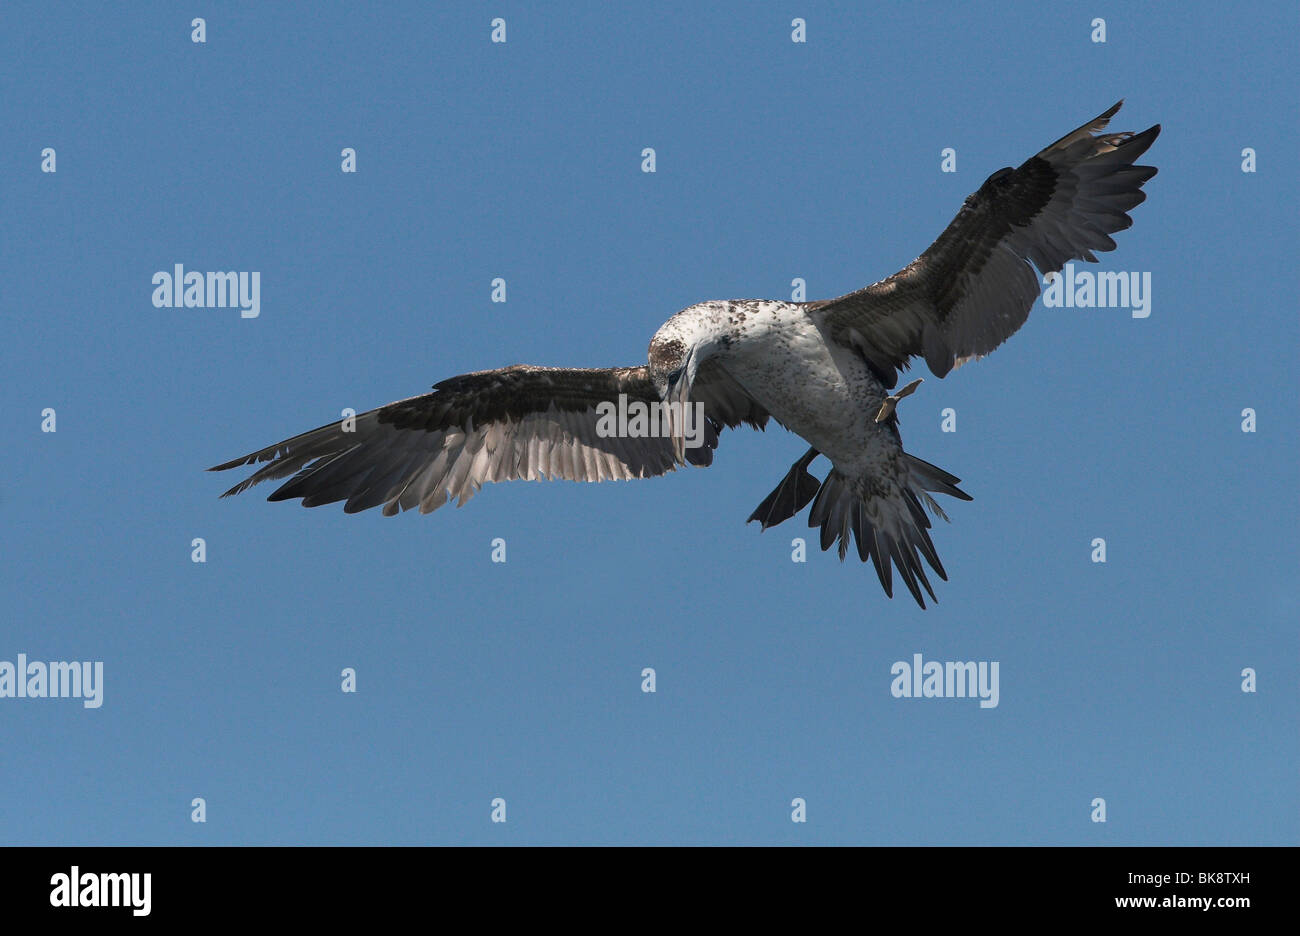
left=666, top=354, right=696, bottom=465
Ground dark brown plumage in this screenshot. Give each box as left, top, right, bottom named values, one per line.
left=810, top=101, right=1160, bottom=386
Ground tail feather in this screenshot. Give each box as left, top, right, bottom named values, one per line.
left=808, top=472, right=853, bottom=558
left=886, top=534, right=926, bottom=607
left=904, top=454, right=972, bottom=502
left=802, top=457, right=972, bottom=609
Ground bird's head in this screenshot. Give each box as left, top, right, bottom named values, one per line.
left=648, top=306, right=728, bottom=462
left=648, top=302, right=731, bottom=399
left=648, top=335, right=691, bottom=400
left=647, top=335, right=697, bottom=465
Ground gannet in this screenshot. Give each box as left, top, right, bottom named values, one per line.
left=211, top=102, right=1160, bottom=607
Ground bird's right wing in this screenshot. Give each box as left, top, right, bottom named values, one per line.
left=809, top=101, right=1160, bottom=386
left=209, top=363, right=768, bottom=516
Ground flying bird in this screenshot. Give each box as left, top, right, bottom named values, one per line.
left=211, top=102, right=1160, bottom=608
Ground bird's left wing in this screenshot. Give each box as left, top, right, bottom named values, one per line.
left=808, top=101, right=1160, bottom=386
left=210, top=363, right=766, bottom=515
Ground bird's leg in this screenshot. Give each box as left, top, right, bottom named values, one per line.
left=747, top=446, right=822, bottom=530
left=874, top=378, right=924, bottom=423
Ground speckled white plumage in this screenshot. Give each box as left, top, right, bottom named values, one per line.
left=652, top=299, right=899, bottom=481
left=648, top=298, right=956, bottom=605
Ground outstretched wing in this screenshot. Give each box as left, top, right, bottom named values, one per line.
left=209, top=363, right=768, bottom=515
left=810, top=101, right=1161, bottom=386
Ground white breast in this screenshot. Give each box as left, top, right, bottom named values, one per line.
left=719, top=302, right=895, bottom=472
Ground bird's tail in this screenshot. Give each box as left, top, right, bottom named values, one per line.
left=807, top=455, right=972, bottom=609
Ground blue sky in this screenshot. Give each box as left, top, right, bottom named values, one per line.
left=3, top=1, right=1296, bottom=845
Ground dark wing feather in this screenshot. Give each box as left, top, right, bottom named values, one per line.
left=209, top=363, right=767, bottom=516
left=809, top=101, right=1160, bottom=386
